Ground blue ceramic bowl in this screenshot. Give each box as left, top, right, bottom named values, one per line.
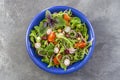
left=26, top=6, right=95, bottom=74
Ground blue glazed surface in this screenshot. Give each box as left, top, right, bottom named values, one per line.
left=26, top=6, right=95, bottom=74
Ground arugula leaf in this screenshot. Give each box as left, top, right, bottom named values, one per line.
left=81, top=23, right=87, bottom=37
left=39, top=43, right=54, bottom=57
left=30, top=36, right=34, bottom=44
left=41, top=56, right=49, bottom=64
left=40, top=40, right=48, bottom=48
left=34, top=26, right=40, bottom=34
left=29, top=30, right=37, bottom=37
left=60, top=62, right=67, bottom=70
left=74, top=49, right=85, bottom=62
left=67, top=9, right=72, bottom=16
left=48, top=61, right=54, bottom=68
left=56, top=33, right=74, bottom=47
left=59, top=46, right=65, bottom=53
left=29, top=30, right=37, bottom=46
left=70, top=17, right=81, bottom=28
left=39, top=22, right=47, bottom=36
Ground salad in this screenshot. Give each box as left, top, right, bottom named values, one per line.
left=29, top=9, right=92, bottom=70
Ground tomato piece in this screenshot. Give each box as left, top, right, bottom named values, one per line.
left=48, top=32, right=56, bottom=42
left=53, top=55, right=62, bottom=65
left=74, top=42, right=86, bottom=48
left=65, top=20, right=70, bottom=26
left=53, top=41, right=57, bottom=45
left=64, top=13, right=71, bottom=21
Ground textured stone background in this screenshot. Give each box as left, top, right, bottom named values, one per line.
left=0, top=0, right=120, bottom=80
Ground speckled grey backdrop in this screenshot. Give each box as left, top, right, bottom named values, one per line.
left=0, top=0, right=120, bottom=80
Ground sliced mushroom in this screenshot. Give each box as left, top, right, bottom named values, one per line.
left=64, top=26, right=71, bottom=33
left=64, top=59, right=70, bottom=66
left=35, top=43, right=41, bottom=49
left=47, top=28, right=52, bottom=35
left=54, top=47, right=59, bottom=53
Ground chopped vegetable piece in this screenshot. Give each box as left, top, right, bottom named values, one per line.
left=65, top=33, right=70, bottom=38
left=64, top=13, right=71, bottom=21
left=77, top=37, right=81, bottom=40
left=53, top=41, right=57, bottom=45
left=74, top=42, right=86, bottom=48
left=54, top=47, right=59, bottom=53
left=65, top=20, right=69, bottom=26
left=68, top=48, right=76, bottom=54
left=48, top=32, right=56, bottom=42
left=64, top=26, right=71, bottom=33
left=41, top=35, right=47, bottom=40
left=64, top=59, right=70, bottom=66
left=64, top=49, right=70, bottom=54
left=47, top=28, right=52, bottom=35
left=35, top=43, right=41, bottom=48
left=58, top=29, right=62, bottom=33
left=53, top=54, right=62, bottom=65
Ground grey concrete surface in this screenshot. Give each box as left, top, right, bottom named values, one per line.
left=0, top=0, right=120, bottom=80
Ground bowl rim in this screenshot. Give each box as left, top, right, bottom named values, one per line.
left=26, top=6, right=95, bottom=74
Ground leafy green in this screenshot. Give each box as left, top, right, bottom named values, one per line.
left=37, top=42, right=54, bottom=57
left=46, top=10, right=52, bottom=19
left=52, top=11, right=63, bottom=18
left=30, top=36, right=35, bottom=43
left=34, top=26, right=40, bottom=34
left=42, top=56, right=49, bottom=64
left=52, top=12, right=66, bottom=29
left=30, top=37, right=35, bottom=47
left=70, top=17, right=88, bottom=41
left=70, top=17, right=81, bottom=28
left=60, top=62, right=67, bottom=70
left=74, top=49, right=85, bottom=62
left=59, top=46, right=65, bottom=53
left=56, top=33, right=74, bottom=47
left=39, top=22, right=47, bottom=36
left=40, top=40, right=47, bottom=48
left=81, top=23, right=87, bottom=37
left=55, top=16, right=66, bottom=29
left=48, top=54, right=54, bottom=67
left=45, top=10, right=57, bottom=27
left=58, top=55, right=67, bottom=70
left=67, top=9, right=72, bottom=16
left=64, top=9, right=72, bottom=16
left=48, top=61, right=54, bottom=67
left=40, top=43, right=54, bottom=57
left=29, top=30, right=37, bottom=46
left=69, top=30, right=77, bottom=39
left=30, top=30, right=37, bottom=37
